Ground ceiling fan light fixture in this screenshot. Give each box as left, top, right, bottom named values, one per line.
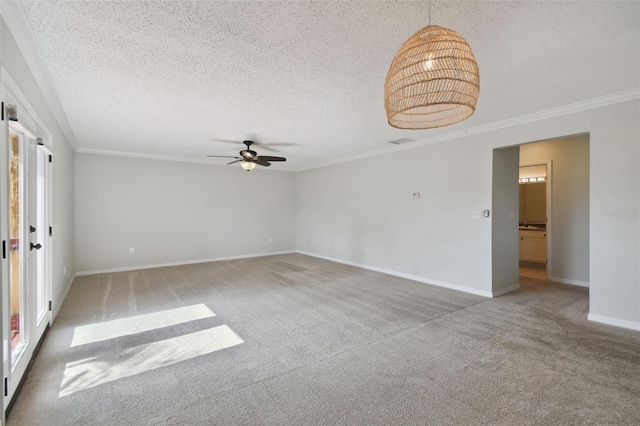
left=384, top=25, right=480, bottom=129
left=242, top=150, right=256, bottom=159
left=240, top=161, right=256, bottom=171
left=208, top=140, right=286, bottom=169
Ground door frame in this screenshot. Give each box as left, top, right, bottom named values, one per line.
left=0, top=67, right=53, bottom=411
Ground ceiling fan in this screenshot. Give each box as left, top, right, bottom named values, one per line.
left=207, top=140, right=287, bottom=171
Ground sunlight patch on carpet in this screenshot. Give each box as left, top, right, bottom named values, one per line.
left=71, top=303, right=216, bottom=347
left=60, top=325, right=243, bottom=397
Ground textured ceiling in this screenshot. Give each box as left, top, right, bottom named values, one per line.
left=20, top=1, right=640, bottom=171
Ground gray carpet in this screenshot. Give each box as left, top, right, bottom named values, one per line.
left=7, top=254, right=640, bottom=425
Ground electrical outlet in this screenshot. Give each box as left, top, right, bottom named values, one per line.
left=312, top=237, right=316, bottom=244
left=365, top=246, right=370, bottom=253
left=268, top=237, right=272, bottom=243
left=129, top=248, right=135, bottom=254
left=472, top=211, right=482, bottom=220
left=412, top=192, right=420, bottom=199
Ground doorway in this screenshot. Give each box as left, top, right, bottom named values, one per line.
left=492, top=134, right=590, bottom=296
left=518, top=162, right=551, bottom=280
left=1, top=94, right=53, bottom=410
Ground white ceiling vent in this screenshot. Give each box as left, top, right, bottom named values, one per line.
left=387, top=138, right=414, bottom=145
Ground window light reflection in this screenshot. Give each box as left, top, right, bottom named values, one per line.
left=71, top=303, right=216, bottom=347
left=60, top=325, right=243, bottom=397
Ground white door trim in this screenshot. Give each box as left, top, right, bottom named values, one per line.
left=0, top=67, right=54, bottom=411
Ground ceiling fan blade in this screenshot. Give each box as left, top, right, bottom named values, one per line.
left=254, top=158, right=271, bottom=167
left=253, top=144, right=279, bottom=153
left=210, top=139, right=239, bottom=144
left=254, top=142, right=295, bottom=147
left=209, top=139, right=294, bottom=152
left=259, top=156, right=286, bottom=162
left=253, top=142, right=295, bottom=152
left=207, top=155, right=239, bottom=159
left=227, top=159, right=243, bottom=165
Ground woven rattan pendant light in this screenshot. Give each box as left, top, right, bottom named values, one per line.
left=384, top=21, right=479, bottom=129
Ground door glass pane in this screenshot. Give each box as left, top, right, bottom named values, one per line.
left=9, top=128, right=25, bottom=362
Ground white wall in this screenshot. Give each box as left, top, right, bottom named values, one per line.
left=492, top=146, right=520, bottom=294
left=296, top=99, right=640, bottom=329
left=520, top=135, right=589, bottom=284
left=296, top=137, right=494, bottom=295
left=75, top=154, right=296, bottom=273
left=589, top=101, right=639, bottom=329
left=1, top=18, right=76, bottom=315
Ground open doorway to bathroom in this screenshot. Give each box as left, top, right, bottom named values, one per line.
left=492, top=133, right=590, bottom=296
left=518, top=162, right=550, bottom=280
left=518, top=135, right=589, bottom=287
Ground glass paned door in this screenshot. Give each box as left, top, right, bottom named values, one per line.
left=8, top=127, right=26, bottom=366
left=3, top=112, right=52, bottom=409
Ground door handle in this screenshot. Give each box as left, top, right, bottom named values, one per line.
left=30, top=243, right=42, bottom=251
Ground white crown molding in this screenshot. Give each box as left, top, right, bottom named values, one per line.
left=300, top=88, right=640, bottom=172
left=464, top=88, right=640, bottom=136
left=1, top=0, right=79, bottom=150
left=76, top=147, right=297, bottom=172
left=77, top=148, right=233, bottom=166
left=299, top=129, right=469, bottom=172
left=71, top=89, right=639, bottom=171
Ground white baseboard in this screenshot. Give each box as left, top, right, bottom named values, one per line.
left=75, top=251, right=296, bottom=276
left=492, top=284, right=520, bottom=297
left=52, top=273, right=76, bottom=323
left=587, top=313, right=640, bottom=331
left=296, top=250, right=492, bottom=298
left=551, top=277, right=589, bottom=287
